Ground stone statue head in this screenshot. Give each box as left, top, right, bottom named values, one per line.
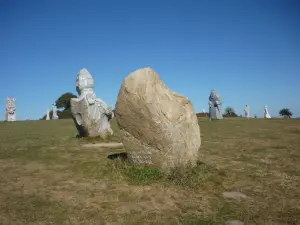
left=76, top=68, right=94, bottom=95
left=209, top=90, right=222, bottom=104
left=6, top=97, right=16, bottom=102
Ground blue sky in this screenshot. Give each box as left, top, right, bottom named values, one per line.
left=1, top=0, right=299, bottom=120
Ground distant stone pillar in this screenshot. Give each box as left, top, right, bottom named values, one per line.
left=6, top=97, right=17, bottom=121
left=244, top=105, right=250, bottom=118
left=52, top=104, right=59, bottom=120
left=46, top=109, right=50, bottom=120
left=264, top=106, right=271, bottom=118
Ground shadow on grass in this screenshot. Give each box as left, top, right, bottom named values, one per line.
left=289, top=128, right=300, bottom=134
left=107, top=152, right=128, bottom=160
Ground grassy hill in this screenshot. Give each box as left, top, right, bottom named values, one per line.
left=0, top=118, right=299, bottom=224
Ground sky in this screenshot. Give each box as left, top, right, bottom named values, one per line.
left=0, top=0, right=299, bottom=120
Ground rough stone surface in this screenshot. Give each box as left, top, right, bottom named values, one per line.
left=70, top=68, right=114, bottom=138
left=6, top=97, right=16, bottom=121
left=208, top=90, right=223, bottom=120
left=115, top=67, right=201, bottom=171
left=225, top=220, right=244, bottom=225
left=222, top=192, right=248, bottom=200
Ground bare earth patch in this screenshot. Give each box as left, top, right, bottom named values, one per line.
left=226, top=220, right=244, bottom=225
left=222, top=191, right=249, bottom=201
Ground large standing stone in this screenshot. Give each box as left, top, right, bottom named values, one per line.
left=70, top=68, right=114, bottom=138
left=115, top=68, right=201, bottom=171
left=5, top=97, right=16, bottom=122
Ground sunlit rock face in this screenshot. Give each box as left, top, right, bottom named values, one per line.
left=115, top=67, right=201, bottom=171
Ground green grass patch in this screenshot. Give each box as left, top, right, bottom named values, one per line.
left=123, top=165, right=162, bottom=184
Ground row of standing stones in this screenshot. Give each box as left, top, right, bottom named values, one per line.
left=70, top=67, right=201, bottom=172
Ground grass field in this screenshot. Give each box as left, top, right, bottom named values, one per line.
left=0, top=118, right=299, bottom=225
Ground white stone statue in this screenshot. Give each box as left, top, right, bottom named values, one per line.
left=244, top=104, right=250, bottom=118
left=5, top=97, right=16, bottom=121
left=70, top=68, right=114, bottom=138
left=52, top=104, right=59, bottom=120
left=264, top=105, right=271, bottom=119
left=208, top=90, right=223, bottom=120
left=46, top=109, right=50, bottom=120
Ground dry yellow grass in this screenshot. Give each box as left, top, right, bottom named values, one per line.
left=0, top=118, right=299, bottom=225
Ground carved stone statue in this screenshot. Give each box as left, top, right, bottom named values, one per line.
left=244, top=105, right=250, bottom=118
left=5, top=97, right=16, bottom=121
left=70, top=68, right=114, bottom=138
left=208, top=90, right=223, bottom=120
left=52, top=104, right=59, bottom=120
left=264, top=105, right=271, bottom=119
left=46, top=109, right=50, bottom=120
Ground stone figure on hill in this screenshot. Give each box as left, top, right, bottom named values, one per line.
left=244, top=105, right=250, bottom=118
left=70, top=68, right=114, bottom=138
left=46, top=109, right=50, bottom=120
left=264, top=105, right=271, bottom=119
left=208, top=90, right=223, bottom=120
left=5, top=97, right=16, bottom=121
left=115, top=67, right=201, bottom=171
left=52, top=104, right=59, bottom=120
